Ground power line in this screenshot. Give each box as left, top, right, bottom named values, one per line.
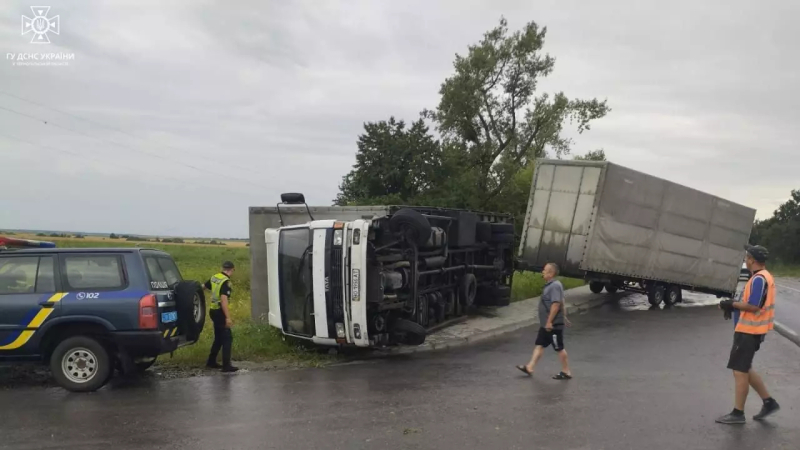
left=0, top=104, right=272, bottom=191
left=0, top=90, right=269, bottom=177
left=0, top=131, right=262, bottom=198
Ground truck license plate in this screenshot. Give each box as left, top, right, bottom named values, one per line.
left=161, top=311, right=178, bottom=323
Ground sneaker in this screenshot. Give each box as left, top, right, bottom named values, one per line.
left=715, top=412, right=746, bottom=424
left=753, top=400, right=780, bottom=420
left=222, top=366, right=239, bottom=373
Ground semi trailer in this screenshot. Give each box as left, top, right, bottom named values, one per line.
left=249, top=159, right=756, bottom=348
left=517, top=159, right=756, bottom=306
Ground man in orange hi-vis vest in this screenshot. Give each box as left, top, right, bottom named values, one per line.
left=715, top=245, right=780, bottom=424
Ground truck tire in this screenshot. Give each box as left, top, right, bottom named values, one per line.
left=664, top=286, right=682, bottom=306
left=418, top=294, right=430, bottom=328
left=476, top=222, right=492, bottom=242
left=390, top=209, right=432, bottom=247
left=50, top=336, right=112, bottom=393
left=175, top=281, right=205, bottom=341
left=648, top=285, right=665, bottom=307
left=604, top=283, right=619, bottom=294
left=460, top=274, right=477, bottom=307
left=589, top=281, right=604, bottom=294
left=493, top=285, right=511, bottom=299
left=391, top=319, right=426, bottom=346
left=490, top=223, right=514, bottom=235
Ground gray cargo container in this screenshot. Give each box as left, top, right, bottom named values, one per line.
left=517, top=159, right=756, bottom=305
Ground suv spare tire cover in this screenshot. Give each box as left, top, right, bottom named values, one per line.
left=175, top=281, right=205, bottom=341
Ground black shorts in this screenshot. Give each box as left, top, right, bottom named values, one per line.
left=727, top=332, right=764, bottom=373
left=535, top=327, right=565, bottom=351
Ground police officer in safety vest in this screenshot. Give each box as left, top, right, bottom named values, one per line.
left=716, top=245, right=779, bottom=424
left=202, top=261, right=238, bottom=372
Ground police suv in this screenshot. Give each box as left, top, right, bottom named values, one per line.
left=0, top=237, right=206, bottom=392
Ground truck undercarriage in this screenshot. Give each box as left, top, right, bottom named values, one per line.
left=364, top=207, right=515, bottom=346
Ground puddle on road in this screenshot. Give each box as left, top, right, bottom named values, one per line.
left=617, top=282, right=746, bottom=312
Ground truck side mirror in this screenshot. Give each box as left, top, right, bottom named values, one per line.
left=277, top=193, right=314, bottom=226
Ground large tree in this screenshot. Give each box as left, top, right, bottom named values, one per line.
left=422, top=17, right=610, bottom=209
left=334, top=117, right=440, bottom=206
left=750, top=189, right=800, bottom=264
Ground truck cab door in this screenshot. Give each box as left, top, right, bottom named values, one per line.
left=0, top=255, right=62, bottom=356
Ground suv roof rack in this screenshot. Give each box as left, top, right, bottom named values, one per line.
left=0, top=236, right=57, bottom=252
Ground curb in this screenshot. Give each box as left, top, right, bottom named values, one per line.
left=360, top=294, right=612, bottom=359
left=774, top=321, right=800, bottom=348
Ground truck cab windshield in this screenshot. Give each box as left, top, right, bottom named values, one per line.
left=278, top=227, right=315, bottom=336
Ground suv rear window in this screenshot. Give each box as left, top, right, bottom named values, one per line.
left=61, top=255, right=126, bottom=291
left=144, top=255, right=183, bottom=290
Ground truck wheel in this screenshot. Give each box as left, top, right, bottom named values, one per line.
left=589, top=281, right=604, bottom=294
left=460, top=274, right=477, bottom=307
left=175, top=281, right=205, bottom=341
left=604, top=283, right=619, bottom=294
left=390, top=209, right=432, bottom=247
left=50, top=336, right=112, bottom=393
left=391, top=319, right=426, bottom=346
left=648, top=285, right=665, bottom=307
left=493, top=285, right=511, bottom=299
left=418, top=295, right=430, bottom=328
left=664, top=286, right=682, bottom=306
left=476, top=222, right=492, bottom=242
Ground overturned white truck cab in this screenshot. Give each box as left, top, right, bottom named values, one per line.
left=263, top=194, right=516, bottom=348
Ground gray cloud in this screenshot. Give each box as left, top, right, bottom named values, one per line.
left=1, top=0, right=798, bottom=238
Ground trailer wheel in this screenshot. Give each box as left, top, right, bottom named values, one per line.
left=664, top=286, right=682, bottom=306
left=589, top=281, right=604, bottom=294
left=476, top=222, right=492, bottom=242
left=390, top=208, right=432, bottom=247
left=604, top=283, right=619, bottom=294
left=460, top=274, right=477, bottom=307
left=648, top=285, right=665, bottom=307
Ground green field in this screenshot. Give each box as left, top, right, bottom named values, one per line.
left=29, top=239, right=584, bottom=367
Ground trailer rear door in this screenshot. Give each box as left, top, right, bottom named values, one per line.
left=518, top=160, right=605, bottom=276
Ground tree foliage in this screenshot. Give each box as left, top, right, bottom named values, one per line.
left=336, top=17, right=610, bottom=225
left=422, top=17, right=609, bottom=209
left=334, top=117, right=440, bottom=206
left=750, top=190, right=800, bottom=264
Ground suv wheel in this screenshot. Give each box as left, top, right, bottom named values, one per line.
left=50, top=336, right=112, bottom=393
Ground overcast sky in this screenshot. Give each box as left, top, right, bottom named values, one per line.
left=1, top=0, right=797, bottom=238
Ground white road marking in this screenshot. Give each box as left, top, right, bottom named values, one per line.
left=776, top=283, right=800, bottom=294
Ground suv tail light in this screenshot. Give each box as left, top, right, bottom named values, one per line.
left=139, top=294, right=157, bottom=329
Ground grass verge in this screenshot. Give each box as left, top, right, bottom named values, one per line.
left=771, top=264, right=800, bottom=278
left=510, top=271, right=586, bottom=302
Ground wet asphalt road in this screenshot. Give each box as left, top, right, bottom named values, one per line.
left=775, top=278, right=800, bottom=336
left=1, top=291, right=799, bottom=450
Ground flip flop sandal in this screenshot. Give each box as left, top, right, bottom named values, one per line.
left=552, top=371, right=572, bottom=380
left=516, top=365, right=532, bottom=376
